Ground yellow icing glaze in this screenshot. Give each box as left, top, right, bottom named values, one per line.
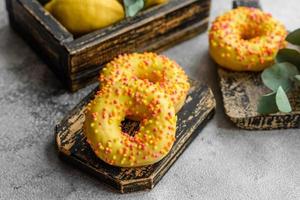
left=99, top=53, right=190, bottom=113
left=209, top=7, right=287, bottom=71
left=83, top=79, right=177, bottom=167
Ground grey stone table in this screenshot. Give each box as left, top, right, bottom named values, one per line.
left=0, top=0, right=299, bottom=199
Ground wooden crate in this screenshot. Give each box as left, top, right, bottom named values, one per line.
left=6, top=0, right=211, bottom=92
left=55, top=80, right=216, bottom=193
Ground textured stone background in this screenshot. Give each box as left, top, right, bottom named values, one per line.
left=0, top=0, right=299, bottom=199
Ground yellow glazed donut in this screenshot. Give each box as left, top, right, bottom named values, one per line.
left=83, top=79, right=177, bottom=167
left=99, top=53, right=190, bottom=113
left=209, top=7, right=287, bottom=71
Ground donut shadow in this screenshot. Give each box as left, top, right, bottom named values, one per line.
left=44, top=139, right=118, bottom=195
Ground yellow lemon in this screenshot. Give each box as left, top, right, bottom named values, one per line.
left=45, top=0, right=125, bottom=35
left=145, top=0, right=168, bottom=8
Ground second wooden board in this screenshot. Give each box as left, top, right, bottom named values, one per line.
left=218, top=68, right=300, bottom=130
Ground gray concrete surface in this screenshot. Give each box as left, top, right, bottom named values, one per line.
left=0, top=0, right=299, bottom=199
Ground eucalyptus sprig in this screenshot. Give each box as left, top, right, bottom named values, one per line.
left=123, top=0, right=168, bottom=17
left=258, top=28, right=300, bottom=114
left=123, top=0, right=145, bottom=17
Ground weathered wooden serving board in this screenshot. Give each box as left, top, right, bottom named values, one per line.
left=55, top=80, right=215, bottom=193
left=218, top=68, right=300, bottom=130
left=217, top=0, right=300, bottom=130
left=6, top=0, right=211, bottom=92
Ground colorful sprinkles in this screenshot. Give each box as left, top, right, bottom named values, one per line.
left=209, top=7, right=287, bottom=71
left=83, top=78, right=177, bottom=167
left=84, top=53, right=191, bottom=167
left=99, top=52, right=190, bottom=112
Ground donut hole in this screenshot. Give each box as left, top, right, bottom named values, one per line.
left=121, top=118, right=140, bottom=137
left=239, top=20, right=266, bottom=41
left=137, top=74, right=163, bottom=85
left=240, top=28, right=264, bottom=40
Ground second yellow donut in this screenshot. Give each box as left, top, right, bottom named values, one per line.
left=209, top=7, right=287, bottom=71
left=99, top=53, right=190, bottom=113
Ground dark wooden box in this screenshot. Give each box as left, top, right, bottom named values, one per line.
left=6, top=0, right=211, bottom=92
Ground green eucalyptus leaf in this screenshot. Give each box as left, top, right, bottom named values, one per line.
left=257, top=92, right=278, bottom=114
left=286, top=28, right=300, bottom=46
left=276, top=86, right=292, bottom=113
left=261, top=62, right=299, bottom=91
left=276, top=48, right=300, bottom=69
left=124, top=0, right=145, bottom=17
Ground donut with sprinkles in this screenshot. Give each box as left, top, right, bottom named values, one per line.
left=209, top=7, right=287, bottom=71
left=99, top=53, right=190, bottom=113
left=83, top=79, right=177, bottom=167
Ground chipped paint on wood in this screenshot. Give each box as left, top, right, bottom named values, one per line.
left=218, top=68, right=300, bottom=130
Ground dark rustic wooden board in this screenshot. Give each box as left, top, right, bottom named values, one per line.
left=55, top=80, right=215, bottom=193
left=6, top=0, right=211, bottom=92
left=218, top=68, right=300, bottom=130
left=217, top=0, right=300, bottom=130
left=232, top=0, right=261, bottom=9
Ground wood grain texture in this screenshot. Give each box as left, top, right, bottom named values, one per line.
left=55, top=80, right=216, bottom=193
left=218, top=68, right=300, bottom=130
left=69, top=19, right=209, bottom=92
left=232, top=0, right=261, bottom=9
left=6, top=0, right=211, bottom=92
left=67, top=0, right=210, bottom=72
